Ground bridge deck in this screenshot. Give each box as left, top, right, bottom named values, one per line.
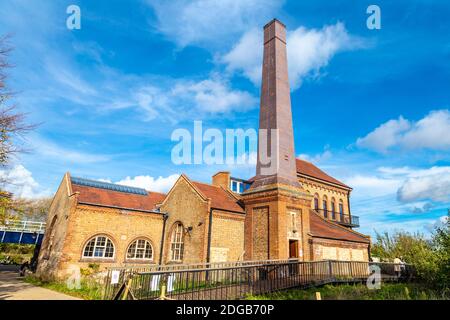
left=0, top=220, right=46, bottom=245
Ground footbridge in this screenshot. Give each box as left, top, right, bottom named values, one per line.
left=0, top=220, right=46, bottom=245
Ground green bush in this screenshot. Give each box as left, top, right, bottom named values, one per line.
left=371, top=213, right=450, bottom=290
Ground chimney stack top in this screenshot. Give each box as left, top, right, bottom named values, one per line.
left=263, top=18, right=286, bottom=44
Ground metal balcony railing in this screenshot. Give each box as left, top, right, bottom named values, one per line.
left=313, top=209, right=360, bottom=228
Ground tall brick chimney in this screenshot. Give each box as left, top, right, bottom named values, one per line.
left=242, top=19, right=312, bottom=262
left=252, top=19, right=300, bottom=189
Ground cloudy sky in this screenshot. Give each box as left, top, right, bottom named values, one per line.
left=0, top=0, right=449, bottom=237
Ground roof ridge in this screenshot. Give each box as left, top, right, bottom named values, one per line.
left=192, top=180, right=220, bottom=188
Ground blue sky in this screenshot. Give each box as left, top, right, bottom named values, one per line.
left=0, top=0, right=449, bottom=237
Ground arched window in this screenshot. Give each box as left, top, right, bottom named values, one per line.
left=322, top=196, right=328, bottom=218
left=331, top=198, right=336, bottom=220
left=83, top=235, right=115, bottom=259
left=127, top=239, right=153, bottom=260
left=339, top=199, right=344, bottom=222
left=170, top=223, right=184, bottom=262
left=313, top=194, right=319, bottom=211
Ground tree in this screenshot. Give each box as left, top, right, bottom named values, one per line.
left=372, top=213, right=450, bottom=290
left=0, top=35, right=35, bottom=223
left=433, top=213, right=450, bottom=289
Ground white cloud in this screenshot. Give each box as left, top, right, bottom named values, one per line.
left=0, top=165, right=49, bottom=199
left=172, top=77, right=257, bottom=114
left=146, top=0, right=283, bottom=48
left=397, top=167, right=450, bottom=202
left=130, top=76, right=257, bottom=122
left=222, top=29, right=262, bottom=83
left=356, top=116, right=411, bottom=153
left=346, top=174, right=403, bottom=198
left=347, top=165, right=450, bottom=204
left=356, top=110, right=450, bottom=153
left=116, top=174, right=180, bottom=193
left=298, top=147, right=332, bottom=164
left=223, top=22, right=366, bottom=89
left=407, top=201, right=434, bottom=213
left=401, top=110, right=450, bottom=150
left=31, top=136, right=110, bottom=164
left=425, top=215, right=449, bottom=233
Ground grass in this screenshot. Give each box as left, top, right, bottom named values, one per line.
left=24, top=275, right=104, bottom=300
left=246, top=283, right=450, bottom=300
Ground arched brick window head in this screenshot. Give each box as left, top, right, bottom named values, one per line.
left=170, top=223, right=184, bottom=262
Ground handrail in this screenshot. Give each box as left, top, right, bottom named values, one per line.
left=313, top=209, right=360, bottom=227
left=0, top=220, right=46, bottom=234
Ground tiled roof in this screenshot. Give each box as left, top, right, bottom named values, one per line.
left=71, top=178, right=166, bottom=212
left=296, top=159, right=350, bottom=189
left=309, top=211, right=369, bottom=244
left=192, top=181, right=244, bottom=213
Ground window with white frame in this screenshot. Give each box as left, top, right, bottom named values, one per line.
left=82, top=235, right=114, bottom=259
left=127, top=239, right=153, bottom=260
left=170, top=223, right=184, bottom=262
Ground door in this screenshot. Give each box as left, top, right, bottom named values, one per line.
left=289, top=240, right=299, bottom=259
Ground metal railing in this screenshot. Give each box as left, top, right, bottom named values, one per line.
left=313, top=209, right=360, bottom=227
left=0, top=220, right=46, bottom=234
left=103, top=260, right=414, bottom=300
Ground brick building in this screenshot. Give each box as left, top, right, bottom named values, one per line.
left=37, top=19, right=370, bottom=279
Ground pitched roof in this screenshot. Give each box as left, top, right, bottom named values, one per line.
left=296, top=158, right=350, bottom=189
left=71, top=178, right=166, bottom=212
left=192, top=181, right=244, bottom=213
left=309, top=211, right=369, bottom=244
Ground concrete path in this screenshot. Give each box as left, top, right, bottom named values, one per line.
left=0, top=266, right=80, bottom=300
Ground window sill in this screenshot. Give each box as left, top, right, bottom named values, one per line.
left=124, top=260, right=155, bottom=264
left=79, top=258, right=116, bottom=263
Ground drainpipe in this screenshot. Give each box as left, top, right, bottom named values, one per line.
left=206, top=208, right=213, bottom=263
left=347, top=190, right=352, bottom=226
left=158, top=213, right=169, bottom=266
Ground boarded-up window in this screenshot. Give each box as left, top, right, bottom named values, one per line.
left=322, top=246, right=337, bottom=260
left=210, top=247, right=229, bottom=263
left=338, top=248, right=351, bottom=261
left=351, top=249, right=364, bottom=261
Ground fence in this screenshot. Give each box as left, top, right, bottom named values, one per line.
left=103, top=260, right=414, bottom=300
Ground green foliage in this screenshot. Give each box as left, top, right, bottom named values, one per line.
left=433, top=215, right=450, bottom=288
left=80, top=263, right=101, bottom=276
left=0, top=243, right=35, bottom=264
left=371, top=213, right=450, bottom=290
left=247, top=283, right=450, bottom=300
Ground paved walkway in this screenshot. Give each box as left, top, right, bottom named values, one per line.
left=0, top=266, right=80, bottom=300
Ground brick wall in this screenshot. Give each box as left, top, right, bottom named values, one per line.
left=160, top=176, right=210, bottom=265
left=210, top=210, right=245, bottom=262
left=57, top=205, right=164, bottom=277
left=37, top=173, right=76, bottom=280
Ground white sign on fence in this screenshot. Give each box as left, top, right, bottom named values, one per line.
left=111, top=270, right=120, bottom=285
left=149, top=274, right=175, bottom=292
